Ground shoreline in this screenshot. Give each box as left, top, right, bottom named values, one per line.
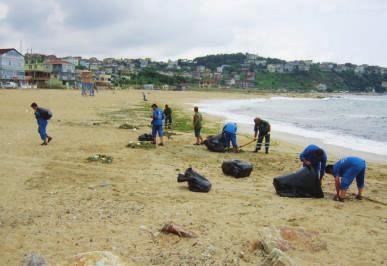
left=185, top=97, right=387, bottom=164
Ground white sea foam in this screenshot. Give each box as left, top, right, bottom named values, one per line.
left=197, top=97, right=387, bottom=156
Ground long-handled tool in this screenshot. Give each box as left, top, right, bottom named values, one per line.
left=238, top=139, right=256, bottom=151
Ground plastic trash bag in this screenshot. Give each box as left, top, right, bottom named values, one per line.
left=204, top=134, right=225, bottom=152
left=177, top=167, right=212, bottom=192
left=273, top=166, right=324, bottom=198
left=222, top=160, right=253, bottom=178
left=138, top=133, right=153, bottom=141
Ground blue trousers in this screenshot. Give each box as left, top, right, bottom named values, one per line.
left=38, top=119, right=48, bottom=141
left=224, top=132, right=237, bottom=148
left=152, top=125, right=164, bottom=138
left=341, top=161, right=366, bottom=190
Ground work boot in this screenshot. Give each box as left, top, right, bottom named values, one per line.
left=158, top=143, right=164, bottom=146
left=355, top=194, right=363, bottom=200
left=47, top=136, right=52, bottom=143
left=265, top=149, right=269, bottom=154
left=41, top=141, right=47, bottom=146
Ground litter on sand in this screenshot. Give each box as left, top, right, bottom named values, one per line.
left=273, top=166, right=324, bottom=198
left=127, top=141, right=155, bottom=149
left=87, top=154, right=113, bottom=164
left=222, top=160, right=253, bottom=178
left=118, top=123, right=138, bottom=129
left=138, top=133, right=154, bottom=141
left=203, top=134, right=226, bottom=153
left=177, top=167, right=212, bottom=192
left=161, top=222, right=198, bottom=238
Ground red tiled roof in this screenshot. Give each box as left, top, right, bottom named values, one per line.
left=0, top=48, right=15, bottom=55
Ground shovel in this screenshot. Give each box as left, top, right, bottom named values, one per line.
left=238, top=139, right=256, bottom=151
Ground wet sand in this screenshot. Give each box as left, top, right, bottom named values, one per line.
left=0, top=89, right=386, bottom=265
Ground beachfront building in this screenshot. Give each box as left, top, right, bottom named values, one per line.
left=47, top=58, right=76, bottom=87
left=267, top=64, right=276, bottom=73
left=24, top=54, right=51, bottom=87
left=0, top=48, right=25, bottom=85
left=63, top=56, right=81, bottom=67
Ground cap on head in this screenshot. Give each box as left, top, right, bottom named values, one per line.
left=30, top=102, right=38, bottom=108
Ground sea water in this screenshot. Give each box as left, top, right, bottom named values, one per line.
left=197, top=95, right=387, bottom=156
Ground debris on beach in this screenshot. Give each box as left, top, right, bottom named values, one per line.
left=87, top=154, right=113, bottom=164
left=118, top=123, right=138, bottom=130
left=126, top=141, right=155, bottom=149
left=161, top=222, right=198, bottom=238
left=22, top=253, right=47, bottom=266
left=65, top=251, right=125, bottom=266
left=177, top=167, right=212, bottom=193
left=222, top=160, right=253, bottom=178
left=138, top=133, right=153, bottom=141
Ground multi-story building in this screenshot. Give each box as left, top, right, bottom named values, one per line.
left=267, top=64, right=276, bottom=73
left=0, top=48, right=25, bottom=85
left=46, top=58, right=75, bottom=86
left=24, top=53, right=50, bottom=87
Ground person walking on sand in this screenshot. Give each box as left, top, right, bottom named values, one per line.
left=30, top=102, right=53, bottom=145
left=143, top=92, right=148, bottom=101
left=223, top=122, right=238, bottom=152
left=299, top=144, right=327, bottom=182
left=151, top=104, right=164, bottom=146
left=193, top=106, right=203, bottom=145
left=325, top=156, right=366, bottom=202
left=164, top=104, right=172, bottom=129
left=253, top=117, right=271, bottom=154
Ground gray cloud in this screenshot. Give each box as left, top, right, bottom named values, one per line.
left=0, top=0, right=386, bottom=66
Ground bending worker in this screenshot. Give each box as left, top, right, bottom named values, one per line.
left=253, top=117, right=271, bottom=153
left=223, top=122, right=238, bottom=152
left=299, top=144, right=327, bottom=182
left=325, top=156, right=366, bottom=202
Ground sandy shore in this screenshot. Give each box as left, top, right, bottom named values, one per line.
left=0, top=89, right=386, bottom=265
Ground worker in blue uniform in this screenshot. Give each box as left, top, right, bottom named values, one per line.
left=325, top=156, right=366, bottom=202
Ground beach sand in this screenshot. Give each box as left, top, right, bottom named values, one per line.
left=0, top=89, right=386, bottom=265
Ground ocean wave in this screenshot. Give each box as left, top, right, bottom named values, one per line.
left=197, top=98, right=387, bottom=156
left=270, top=96, right=331, bottom=101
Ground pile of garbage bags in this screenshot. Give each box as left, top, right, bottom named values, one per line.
left=177, top=168, right=212, bottom=192
left=138, top=133, right=153, bottom=141
left=204, top=134, right=225, bottom=153
left=273, top=166, right=324, bottom=198
left=222, top=160, right=253, bottom=178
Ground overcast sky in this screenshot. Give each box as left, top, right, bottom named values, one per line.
left=0, top=0, right=386, bottom=66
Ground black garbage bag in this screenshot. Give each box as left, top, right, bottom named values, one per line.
left=204, top=134, right=225, bottom=153
left=273, top=166, right=324, bottom=198
left=177, top=167, right=212, bottom=192
left=138, top=133, right=153, bottom=141
left=222, top=160, right=253, bottom=178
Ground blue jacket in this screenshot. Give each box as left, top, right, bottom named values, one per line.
left=223, top=122, right=237, bottom=134
left=300, top=144, right=327, bottom=177
left=152, top=108, right=164, bottom=126
left=333, top=157, right=365, bottom=177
